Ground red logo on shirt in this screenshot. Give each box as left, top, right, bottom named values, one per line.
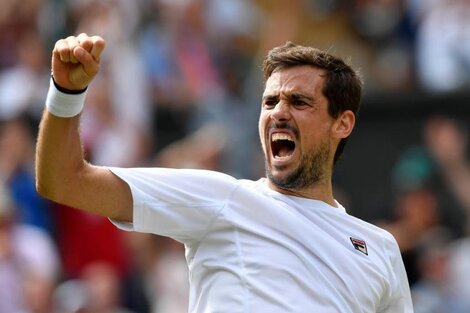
left=350, top=237, right=368, bottom=255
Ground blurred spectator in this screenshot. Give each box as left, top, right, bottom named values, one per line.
left=415, top=0, right=470, bottom=92
left=80, top=70, right=147, bottom=167
left=188, top=0, right=262, bottom=177
left=0, top=29, right=49, bottom=120
left=351, top=0, right=406, bottom=41
left=0, top=116, right=54, bottom=234
left=153, top=243, right=188, bottom=313
left=54, top=279, right=88, bottom=313
left=0, top=182, right=60, bottom=313
left=424, top=116, right=470, bottom=225
left=72, top=0, right=151, bottom=166
left=0, top=0, right=46, bottom=69
left=79, top=262, right=135, bottom=313
left=349, top=0, right=415, bottom=91
left=424, top=116, right=470, bottom=310
left=54, top=204, right=130, bottom=281
left=154, top=123, right=227, bottom=170
left=446, top=237, right=470, bottom=312
left=138, top=0, right=225, bottom=154
left=122, top=233, right=188, bottom=313
left=54, top=262, right=135, bottom=313
left=411, top=228, right=465, bottom=313
left=379, top=146, right=441, bottom=286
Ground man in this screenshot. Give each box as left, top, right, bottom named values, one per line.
left=36, top=33, right=413, bottom=312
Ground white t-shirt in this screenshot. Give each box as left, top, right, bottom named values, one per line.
left=109, top=167, right=413, bottom=313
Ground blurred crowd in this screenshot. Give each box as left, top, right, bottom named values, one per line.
left=1, top=0, right=470, bottom=312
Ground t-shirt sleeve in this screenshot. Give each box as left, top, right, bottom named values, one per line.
left=378, top=233, right=414, bottom=313
left=107, top=167, right=239, bottom=243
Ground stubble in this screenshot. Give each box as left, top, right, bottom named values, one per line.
left=266, top=139, right=331, bottom=190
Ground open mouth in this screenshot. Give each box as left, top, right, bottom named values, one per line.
left=271, top=133, right=296, bottom=159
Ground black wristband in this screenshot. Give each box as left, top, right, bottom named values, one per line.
left=51, top=76, right=87, bottom=94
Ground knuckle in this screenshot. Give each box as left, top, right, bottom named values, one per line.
left=55, top=39, right=65, bottom=47
left=66, top=36, right=79, bottom=46
left=82, top=39, right=93, bottom=47
left=77, top=33, right=90, bottom=43
left=57, top=45, right=69, bottom=55
left=54, top=41, right=66, bottom=52
left=92, top=36, right=105, bottom=45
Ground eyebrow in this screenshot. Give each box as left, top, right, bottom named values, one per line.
left=289, top=93, right=314, bottom=102
left=262, top=93, right=314, bottom=102
left=262, top=95, right=279, bottom=102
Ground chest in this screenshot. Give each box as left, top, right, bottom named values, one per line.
left=189, top=196, right=391, bottom=312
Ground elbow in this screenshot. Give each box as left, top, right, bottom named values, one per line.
left=35, top=162, right=72, bottom=203
left=35, top=169, right=69, bottom=204
left=36, top=164, right=89, bottom=207
left=36, top=176, right=59, bottom=202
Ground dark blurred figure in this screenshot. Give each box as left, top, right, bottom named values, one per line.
left=79, top=262, right=135, bottom=313
left=121, top=233, right=188, bottom=313
left=424, top=116, right=470, bottom=309
left=424, top=116, right=470, bottom=227
left=379, top=146, right=441, bottom=286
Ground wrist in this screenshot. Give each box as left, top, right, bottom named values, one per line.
left=52, top=76, right=87, bottom=94
left=45, top=77, right=88, bottom=117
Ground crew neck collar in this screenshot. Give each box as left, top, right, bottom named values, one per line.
left=257, top=178, right=347, bottom=214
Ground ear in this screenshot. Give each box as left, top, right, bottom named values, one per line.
left=332, top=110, right=355, bottom=140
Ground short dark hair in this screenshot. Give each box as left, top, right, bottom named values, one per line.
left=262, top=42, right=362, bottom=164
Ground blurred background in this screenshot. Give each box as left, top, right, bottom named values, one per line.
left=1, top=0, right=470, bottom=312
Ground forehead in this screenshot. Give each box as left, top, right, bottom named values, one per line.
left=263, top=65, right=326, bottom=96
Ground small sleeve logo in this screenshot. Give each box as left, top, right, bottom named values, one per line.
left=350, top=237, right=368, bottom=255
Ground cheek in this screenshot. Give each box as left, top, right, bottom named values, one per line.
left=299, top=123, right=330, bottom=150
left=258, top=114, right=268, bottom=148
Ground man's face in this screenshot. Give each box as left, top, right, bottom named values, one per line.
left=259, top=65, right=337, bottom=190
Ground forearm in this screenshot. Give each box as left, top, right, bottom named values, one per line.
left=35, top=111, right=87, bottom=204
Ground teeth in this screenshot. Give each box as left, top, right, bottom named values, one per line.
left=272, top=133, right=293, bottom=142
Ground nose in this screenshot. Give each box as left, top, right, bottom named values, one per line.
left=270, top=101, right=291, bottom=122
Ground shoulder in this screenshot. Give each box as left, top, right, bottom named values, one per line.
left=109, top=167, right=240, bottom=189
left=110, top=167, right=238, bottom=180
left=108, top=167, right=245, bottom=203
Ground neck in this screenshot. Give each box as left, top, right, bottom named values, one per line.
left=265, top=177, right=337, bottom=207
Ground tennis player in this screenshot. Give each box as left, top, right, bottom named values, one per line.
left=36, top=33, right=413, bottom=312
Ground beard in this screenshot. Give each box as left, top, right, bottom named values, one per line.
left=266, top=139, right=331, bottom=190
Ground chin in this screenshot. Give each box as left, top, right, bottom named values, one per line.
left=266, top=166, right=301, bottom=190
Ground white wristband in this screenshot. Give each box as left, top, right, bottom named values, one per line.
left=45, top=78, right=87, bottom=117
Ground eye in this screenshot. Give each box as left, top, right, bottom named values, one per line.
left=263, top=99, right=277, bottom=109
left=293, top=100, right=308, bottom=107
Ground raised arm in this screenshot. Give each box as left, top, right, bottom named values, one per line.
left=35, top=34, right=132, bottom=222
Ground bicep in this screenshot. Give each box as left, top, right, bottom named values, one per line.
left=63, top=164, right=133, bottom=222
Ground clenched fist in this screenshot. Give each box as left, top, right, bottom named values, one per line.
left=52, top=33, right=106, bottom=91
